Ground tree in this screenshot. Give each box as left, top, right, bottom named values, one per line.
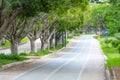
left=0, top=0, right=45, bottom=38
left=39, top=14, right=58, bottom=50
left=90, top=1, right=120, bottom=35
left=6, top=18, right=36, bottom=54
left=27, top=13, right=47, bottom=53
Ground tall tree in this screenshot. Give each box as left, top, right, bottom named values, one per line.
left=0, top=0, right=44, bottom=38
left=6, top=18, right=36, bottom=54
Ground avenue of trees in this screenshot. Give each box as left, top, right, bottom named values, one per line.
left=90, top=0, right=120, bottom=35
left=0, top=0, right=90, bottom=54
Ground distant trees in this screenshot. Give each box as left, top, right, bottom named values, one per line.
left=90, top=1, right=120, bottom=35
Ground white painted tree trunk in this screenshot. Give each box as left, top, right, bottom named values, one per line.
left=10, top=41, right=18, bottom=54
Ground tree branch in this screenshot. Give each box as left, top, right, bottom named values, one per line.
left=0, top=7, right=23, bottom=38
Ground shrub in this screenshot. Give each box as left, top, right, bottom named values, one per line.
left=108, top=39, right=112, bottom=43
left=28, top=50, right=52, bottom=56
left=19, top=53, right=28, bottom=56
left=112, top=40, right=116, bottom=47
left=105, top=39, right=112, bottom=44
left=112, top=40, right=120, bottom=48
left=118, top=44, right=120, bottom=54
left=115, top=33, right=120, bottom=40
left=0, top=54, right=27, bottom=61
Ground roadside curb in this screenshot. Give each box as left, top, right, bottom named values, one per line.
left=0, top=47, right=66, bottom=71
left=105, top=67, right=111, bottom=80
left=106, top=67, right=118, bottom=80
left=96, top=38, right=118, bottom=80
left=0, top=36, right=77, bottom=71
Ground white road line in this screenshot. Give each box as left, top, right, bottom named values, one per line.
left=44, top=38, right=88, bottom=80
left=44, top=47, right=86, bottom=80
left=77, top=38, right=93, bottom=80
left=14, top=37, right=83, bottom=80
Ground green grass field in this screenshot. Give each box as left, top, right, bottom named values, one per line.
left=0, top=37, right=29, bottom=48
left=28, top=50, right=52, bottom=56
left=96, top=36, right=120, bottom=68
left=0, top=54, right=27, bottom=67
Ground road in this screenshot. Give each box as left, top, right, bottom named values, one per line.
left=14, top=35, right=105, bottom=80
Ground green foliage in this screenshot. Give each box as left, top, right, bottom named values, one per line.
left=112, top=40, right=120, bottom=48
left=5, top=0, right=42, bottom=17
left=115, top=33, right=120, bottom=40
left=0, top=37, right=28, bottom=48
left=118, top=44, right=120, bottom=54
left=50, top=45, right=63, bottom=51
left=105, top=39, right=112, bottom=44
left=0, top=59, right=17, bottom=68
left=97, top=36, right=120, bottom=68
left=29, top=50, right=52, bottom=56
left=21, top=37, right=29, bottom=43
left=58, top=7, right=84, bottom=32
left=0, top=40, right=10, bottom=48
left=19, top=53, right=28, bottom=56
left=107, top=58, right=120, bottom=68
left=10, top=0, right=21, bottom=9
left=0, top=54, right=27, bottom=61
left=19, top=0, right=42, bottom=17
left=90, top=2, right=120, bottom=35
left=67, top=36, right=74, bottom=39
left=0, top=54, right=27, bottom=67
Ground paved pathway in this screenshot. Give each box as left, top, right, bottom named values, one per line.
left=0, top=35, right=106, bottom=80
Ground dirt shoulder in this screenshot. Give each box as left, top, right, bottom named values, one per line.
left=114, top=67, right=120, bottom=80
left=110, top=67, right=120, bottom=80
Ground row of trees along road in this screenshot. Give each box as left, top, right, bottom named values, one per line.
left=0, top=0, right=90, bottom=54
left=89, top=0, right=120, bottom=35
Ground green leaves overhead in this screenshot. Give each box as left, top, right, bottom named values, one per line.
left=19, top=0, right=43, bottom=17
left=90, top=1, right=120, bottom=35
left=58, top=7, right=84, bottom=31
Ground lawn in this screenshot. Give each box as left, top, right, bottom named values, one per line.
left=28, top=50, right=52, bottom=56
left=50, top=45, right=63, bottom=51
left=0, top=37, right=29, bottom=48
left=96, top=36, right=120, bottom=68
left=0, top=54, right=27, bottom=68
left=0, top=59, right=19, bottom=67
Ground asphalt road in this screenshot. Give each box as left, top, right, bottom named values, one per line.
left=14, top=35, right=105, bottom=80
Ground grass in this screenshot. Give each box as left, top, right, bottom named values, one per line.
left=28, top=50, right=52, bottom=56
left=0, top=54, right=27, bottom=67
left=95, top=36, right=120, bottom=68
left=50, top=45, right=63, bottom=51
left=0, top=37, right=29, bottom=48
left=67, top=36, right=74, bottom=40
left=0, top=59, right=18, bottom=67
left=67, top=35, right=74, bottom=44
left=0, top=40, right=11, bottom=48
left=74, top=34, right=80, bottom=36
left=0, top=50, right=51, bottom=67
left=21, top=37, right=29, bottom=43
left=0, top=35, right=75, bottom=67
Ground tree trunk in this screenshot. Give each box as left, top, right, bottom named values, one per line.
left=50, top=35, right=54, bottom=48
left=10, top=41, right=18, bottom=54
left=40, top=38, right=44, bottom=50
left=30, top=39, right=35, bottom=53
